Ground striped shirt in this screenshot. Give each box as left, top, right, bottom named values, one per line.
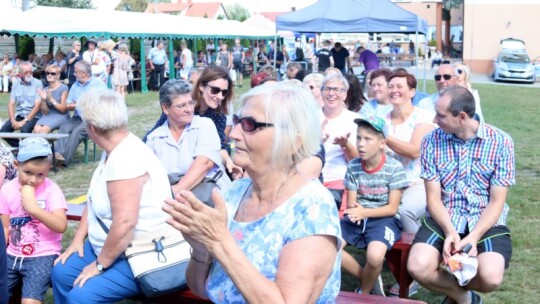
left=344, top=154, right=408, bottom=212
left=420, top=121, right=515, bottom=233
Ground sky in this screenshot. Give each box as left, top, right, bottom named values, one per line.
left=92, top=0, right=318, bottom=13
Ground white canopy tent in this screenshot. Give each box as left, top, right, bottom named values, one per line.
left=0, top=6, right=275, bottom=91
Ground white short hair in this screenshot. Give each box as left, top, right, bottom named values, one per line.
left=303, top=73, right=324, bottom=87
left=77, top=89, right=128, bottom=132
left=237, top=83, right=321, bottom=170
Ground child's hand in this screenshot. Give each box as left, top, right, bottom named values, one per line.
left=21, top=185, right=38, bottom=213
left=344, top=202, right=366, bottom=224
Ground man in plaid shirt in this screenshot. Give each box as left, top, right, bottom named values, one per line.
left=407, top=86, right=515, bottom=304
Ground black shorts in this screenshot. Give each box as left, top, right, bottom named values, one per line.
left=413, top=217, right=512, bottom=268
left=233, top=61, right=244, bottom=72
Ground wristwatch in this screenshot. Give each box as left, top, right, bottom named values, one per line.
left=96, top=259, right=106, bottom=273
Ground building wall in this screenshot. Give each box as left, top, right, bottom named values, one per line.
left=394, top=1, right=463, bottom=26
left=463, top=0, right=540, bottom=73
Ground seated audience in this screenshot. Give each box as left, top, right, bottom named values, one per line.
left=55, top=61, right=107, bottom=167
left=453, top=62, right=483, bottom=120
left=1, top=137, right=67, bottom=303
left=303, top=73, right=324, bottom=107
left=320, top=74, right=360, bottom=209
left=51, top=90, right=172, bottom=302
left=408, top=86, right=515, bottom=304
left=34, top=64, right=69, bottom=134
left=0, top=61, right=43, bottom=147
left=145, top=79, right=231, bottom=194
left=0, top=54, right=13, bottom=93
left=164, top=82, right=341, bottom=303
left=0, top=142, right=16, bottom=187
left=344, top=73, right=367, bottom=112
left=384, top=70, right=436, bottom=297
left=340, top=116, right=407, bottom=296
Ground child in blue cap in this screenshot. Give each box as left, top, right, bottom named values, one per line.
left=0, top=137, right=67, bottom=302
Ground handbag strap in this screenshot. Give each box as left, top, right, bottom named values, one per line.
left=95, top=213, right=110, bottom=234
left=209, top=170, right=223, bottom=184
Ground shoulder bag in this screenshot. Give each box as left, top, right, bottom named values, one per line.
left=95, top=216, right=191, bottom=297
left=168, top=170, right=223, bottom=208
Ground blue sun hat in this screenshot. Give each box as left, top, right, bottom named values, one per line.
left=354, top=115, right=387, bottom=138
left=17, top=137, right=52, bottom=162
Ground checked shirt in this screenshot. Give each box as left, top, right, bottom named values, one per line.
left=420, top=121, right=515, bottom=233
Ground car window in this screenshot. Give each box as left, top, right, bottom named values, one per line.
left=501, top=53, right=530, bottom=64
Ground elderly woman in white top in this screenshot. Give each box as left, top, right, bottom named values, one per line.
left=320, top=74, right=360, bottom=209
left=163, top=83, right=341, bottom=303
left=51, top=90, right=172, bottom=302
left=453, top=62, right=483, bottom=120
left=146, top=79, right=230, bottom=195
left=303, top=73, right=324, bottom=107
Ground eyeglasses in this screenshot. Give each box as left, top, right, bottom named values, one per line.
left=206, top=85, right=229, bottom=97
left=233, top=114, right=274, bottom=132
left=172, top=100, right=196, bottom=111
left=20, top=71, right=33, bottom=76
left=46, top=72, right=57, bottom=76
left=434, top=74, right=454, bottom=81
left=322, top=86, right=346, bottom=93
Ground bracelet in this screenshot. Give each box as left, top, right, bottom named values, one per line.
left=190, top=247, right=214, bottom=264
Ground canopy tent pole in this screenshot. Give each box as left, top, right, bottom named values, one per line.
left=251, top=39, right=255, bottom=75
left=273, top=35, right=278, bottom=69
left=414, top=23, right=419, bottom=79
left=168, top=39, right=175, bottom=80
left=140, top=39, right=148, bottom=93
left=49, top=38, right=54, bottom=55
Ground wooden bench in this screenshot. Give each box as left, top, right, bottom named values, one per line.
left=64, top=201, right=418, bottom=302
left=386, top=232, right=415, bottom=298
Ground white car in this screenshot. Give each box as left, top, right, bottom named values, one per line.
left=492, top=38, right=536, bottom=84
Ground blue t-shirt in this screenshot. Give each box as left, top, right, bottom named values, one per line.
left=206, top=179, right=342, bottom=303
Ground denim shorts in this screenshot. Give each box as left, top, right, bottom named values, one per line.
left=341, top=216, right=402, bottom=250
left=7, top=254, right=58, bottom=301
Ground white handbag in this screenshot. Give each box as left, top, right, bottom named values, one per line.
left=96, top=217, right=191, bottom=297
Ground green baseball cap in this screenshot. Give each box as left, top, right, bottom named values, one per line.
left=354, top=115, right=386, bottom=138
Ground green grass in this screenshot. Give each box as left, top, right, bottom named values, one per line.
left=1, top=79, right=538, bottom=303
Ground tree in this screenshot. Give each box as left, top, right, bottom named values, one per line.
left=441, top=0, right=463, bottom=56
left=34, top=0, right=93, bottom=9
left=226, top=3, right=250, bottom=22
left=115, top=0, right=171, bottom=12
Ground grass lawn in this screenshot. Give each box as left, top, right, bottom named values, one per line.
left=0, top=78, right=538, bottom=303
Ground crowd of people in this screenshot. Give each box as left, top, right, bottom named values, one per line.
left=0, top=37, right=515, bottom=304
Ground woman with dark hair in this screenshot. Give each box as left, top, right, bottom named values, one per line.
left=384, top=70, right=435, bottom=234
left=344, top=74, right=367, bottom=112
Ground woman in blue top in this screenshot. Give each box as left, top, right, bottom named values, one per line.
left=164, top=83, right=342, bottom=303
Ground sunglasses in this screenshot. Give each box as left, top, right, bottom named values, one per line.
left=46, top=72, right=57, bottom=76
left=233, top=114, right=274, bottom=132
left=206, top=85, right=229, bottom=97
left=434, top=74, right=454, bottom=81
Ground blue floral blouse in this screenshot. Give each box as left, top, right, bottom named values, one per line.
left=206, top=179, right=342, bottom=303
